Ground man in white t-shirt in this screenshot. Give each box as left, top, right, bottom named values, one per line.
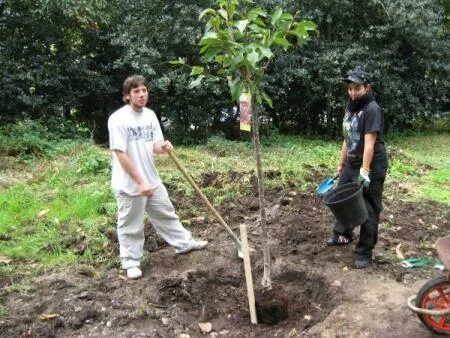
left=108, top=75, right=208, bottom=279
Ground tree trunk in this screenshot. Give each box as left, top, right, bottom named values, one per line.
left=250, top=96, right=271, bottom=289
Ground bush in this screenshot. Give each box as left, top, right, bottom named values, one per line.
left=1, top=0, right=448, bottom=142
left=0, top=120, right=86, bottom=158
left=75, top=146, right=110, bottom=175
left=262, top=0, right=450, bottom=136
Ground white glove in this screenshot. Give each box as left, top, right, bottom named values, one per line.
left=358, top=167, right=370, bottom=188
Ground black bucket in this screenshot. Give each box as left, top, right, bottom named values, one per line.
left=323, top=182, right=368, bottom=226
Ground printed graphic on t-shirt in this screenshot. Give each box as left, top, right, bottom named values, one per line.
left=343, top=111, right=362, bottom=157
left=127, top=124, right=155, bottom=142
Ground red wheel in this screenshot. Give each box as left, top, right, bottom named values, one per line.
left=415, top=276, right=450, bottom=335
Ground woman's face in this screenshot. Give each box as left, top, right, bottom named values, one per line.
left=347, top=82, right=369, bottom=101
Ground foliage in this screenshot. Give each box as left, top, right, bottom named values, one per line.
left=0, top=0, right=121, bottom=142
left=109, top=0, right=230, bottom=144
left=0, top=120, right=86, bottom=158
left=183, top=0, right=317, bottom=106
left=0, top=0, right=449, bottom=142
left=265, top=0, right=450, bottom=135
left=440, top=0, right=450, bottom=30
left=75, top=146, right=110, bottom=175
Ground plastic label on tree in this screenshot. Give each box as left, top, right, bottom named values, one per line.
left=239, top=92, right=251, bottom=132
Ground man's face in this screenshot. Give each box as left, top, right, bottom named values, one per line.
left=126, top=85, right=148, bottom=111
left=347, top=82, right=368, bottom=101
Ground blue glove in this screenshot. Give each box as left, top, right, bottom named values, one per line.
left=358, top=167, right=370, bottom=188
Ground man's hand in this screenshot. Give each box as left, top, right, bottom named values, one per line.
left=138, top=182, right=154, bottom=197
left=160, top=140, right=173, bottom=153
left=154, top=140, right=173, bottom=154
left=358, top=167, right=370, bottom=188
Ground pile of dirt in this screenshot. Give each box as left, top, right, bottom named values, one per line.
left=0, top=177, right=449, bottom=337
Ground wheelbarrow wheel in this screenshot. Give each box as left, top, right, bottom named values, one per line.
left=415, top=275, right=450, bottom=335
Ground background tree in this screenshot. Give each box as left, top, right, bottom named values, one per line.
left=0, top=0, right=118, bottom=141
left=1, top=0, right=448, bottom=142
left=264, top=0, right=450, bottom=135
left=109, top=0, right=233, bottom=144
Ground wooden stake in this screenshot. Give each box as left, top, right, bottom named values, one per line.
left=168, top=151, right=244, bottom=259
left=240, top=224, right=257, bottom=324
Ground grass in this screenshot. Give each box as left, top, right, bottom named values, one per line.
left=0, top=131, right=448, bottom=280
left=0, top=144, right=114, bottom=268
left=0, top=130, right=449, bottom=320
left=158, top=135, right=340, bottom=201
left=387, top=133, right=450, bottom=204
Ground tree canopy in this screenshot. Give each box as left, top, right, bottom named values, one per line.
left=1, top=0, right=449, bottom=143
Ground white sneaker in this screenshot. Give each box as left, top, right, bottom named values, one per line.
left=126, top=267, right=142, bottom=279
left=177, top=240, right=208, bottom=254
left=191, top=240, right=208, bottom=251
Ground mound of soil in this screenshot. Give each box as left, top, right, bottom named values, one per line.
left=1, top=177, right=449, bottom=337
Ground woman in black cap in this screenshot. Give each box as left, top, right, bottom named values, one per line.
left=326, top=67, right=388, bottom=269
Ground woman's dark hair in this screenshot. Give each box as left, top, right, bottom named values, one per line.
left=122, top=75, right=148, bottom=103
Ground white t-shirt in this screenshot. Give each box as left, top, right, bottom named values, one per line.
left=108, top=105, right=164, bottom=195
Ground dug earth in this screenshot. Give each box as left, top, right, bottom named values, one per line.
left=1, top=175, right=448, bottom=338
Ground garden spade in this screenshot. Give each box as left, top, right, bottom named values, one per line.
left=316, top=174, right=339, bottom=196
left=168, top=150, right=244, bottom=259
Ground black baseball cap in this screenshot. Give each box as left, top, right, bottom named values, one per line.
left=342, top=67, right=371, bottom=84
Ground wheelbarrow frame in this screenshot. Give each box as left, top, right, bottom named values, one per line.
left=407, top=236, right=450, bottom=335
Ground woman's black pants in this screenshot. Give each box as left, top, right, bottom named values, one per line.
left=332, top=157, right=388, bottom=259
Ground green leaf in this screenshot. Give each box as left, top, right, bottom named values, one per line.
left=258, top=46, right=273, bottom=58
left=199, top=8, right=216, bottom=20
left=231, top=53, right=244, bottom=66
left=234, top=19, right=249, bottom=33
left=217, top=30, right=233, bottom=43
left=200, top=44, right=210, bottom=54
left=229, top=78, right=244, bottom=102
left=261, top=91, right=273, bottom=108
left=188, top=75, right=205, bottom=89
left=246, top=50, right=260, bottom=69
left=248, top=23, right=264, bottom=33
left=168, top=57, right=186, bottom=65
left=190, top=66, right=204, bottom=76
left=222, top=54, right=233, bottom=67
left=247, top=8, right=267, bottom=20
left=272, top=37, right=291, bottom=48
left=202, top=47, right=220, bottom=62
left=279, top=13, right=294, bottom=22
left=301, top=20, right=318, bottom=31
left=250, top=17, right=266, bottom=27
left=217, top=68, right=228, bottom=76
left=228, top=3, right=236, bottom=19
left=199, top=32, right=220, bottom=48
left=293, top=25, right=308, bottom=40
left=218, top=9, right=228, bottom=21
left=199, top=31, right=219, bottom=44
left=212, top=16, right=221, bottom=30
left=271, top=8, right=283, bottom=26
left=291, top=21, right=318, bottom=45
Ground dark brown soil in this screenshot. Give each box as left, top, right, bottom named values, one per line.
left=1, top=176, right=449, bottom=338
left=255, top=286, right=289, bottom=325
